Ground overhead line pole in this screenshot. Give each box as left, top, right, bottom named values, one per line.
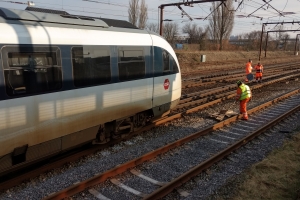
left=264, top=30, right=300, bottom=58
left=294, top=34, right=300, bottom=55
left=159, top=0, right=224, bottom=36
left=258, top=24, right=265, bottom=61
left=177, top=5, right=193, bottom=21
left=258, top=21, right=300, bottom=60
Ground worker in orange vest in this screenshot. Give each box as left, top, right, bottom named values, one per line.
left=255, top=62, right=263, bottom=83
left=236, top=80, right=252, bottom=120
left=245, top=59, right=253, bottom=82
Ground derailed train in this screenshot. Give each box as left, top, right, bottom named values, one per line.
left=0, top=7, right=181, bottom=173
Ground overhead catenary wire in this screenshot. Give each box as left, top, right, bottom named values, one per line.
left=0, top=0, right=299, bottom=36
left=0, top=0, right=298, bottom=21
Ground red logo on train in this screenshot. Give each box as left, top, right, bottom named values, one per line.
left=164, top=79, right=170, bottom=90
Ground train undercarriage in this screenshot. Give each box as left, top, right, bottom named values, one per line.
left=94, top=110, right=154, bottom=144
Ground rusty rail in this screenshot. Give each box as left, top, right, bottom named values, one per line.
left=176, top=72, right=300, bottom=112
left=145, top=93, right=300, bottom=199
left=44, top=88, right=300, bottom=200
left=1, top=70, right=299, bottom=192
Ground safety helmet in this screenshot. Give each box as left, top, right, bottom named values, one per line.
left=236, top=80, right=243, bottom=85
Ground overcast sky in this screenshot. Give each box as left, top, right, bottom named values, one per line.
left=0, top=0, right=300, bottom=37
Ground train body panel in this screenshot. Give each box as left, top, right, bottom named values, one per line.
left=0, top=22, right=153, bottom=46
left=0, top=7, right=182, bottom=173
left=150, top=34, right=182, bottom=107
left=0, top=78, right=153, bottom=156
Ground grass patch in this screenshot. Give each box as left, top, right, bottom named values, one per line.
left=232, top=131, right=300, bottom=200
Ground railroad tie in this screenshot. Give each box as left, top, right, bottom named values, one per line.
left=89, top=189, right=111, bottom=200
left=110, top=178, right=147, bottom=198
left=130, top=169, right=167, bottom=186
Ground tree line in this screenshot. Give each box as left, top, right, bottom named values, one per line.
left=128, top=0, right=297, bottom=52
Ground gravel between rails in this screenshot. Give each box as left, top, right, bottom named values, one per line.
left=164, top=106, right=300, bottom=200
left=74, top=95, right=300, bottom=200
left=0, top=78, right=300, bottom=200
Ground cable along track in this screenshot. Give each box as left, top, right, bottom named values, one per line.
left=44, top=89, right=300, bottom=200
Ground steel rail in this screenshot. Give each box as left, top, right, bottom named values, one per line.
left=1, top=71, right=300, bottom=192
left=182, top=66, right=300, bottom=89
left=44, top=88, right=300, bottom=200
left=176, top=72, right=300, bottom=111
left=181, top=62, right=300, bottom=77
left=181, top=69, right=300, bottom=101
left=183, top=67, right=291, bottom=85
left=144, top=92, right=300, bottom=199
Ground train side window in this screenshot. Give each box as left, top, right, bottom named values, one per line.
left=162, top=50, right=170, bottom=73
left=118, top=48, right=145, bottom=81
left=2, top=46, right=62, bottom=96
left=72, top=46, right=111, bottom=87
left=170, top=55, right=179, bottom=74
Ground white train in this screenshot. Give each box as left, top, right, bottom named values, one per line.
left=0, top=7, right=181, bottom=174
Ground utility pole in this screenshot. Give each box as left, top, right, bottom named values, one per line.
left=294, top=34, right=300, bottom=55
left=258, top=21, right=300, bottom=60
left=264, top=30, right=300, bottom=58
left=159, top=0, right=224, bottom=36
left=258, top=24, right=265, bottom=61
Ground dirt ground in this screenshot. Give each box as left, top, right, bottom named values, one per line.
left=176, top=50, right=300, bottom=73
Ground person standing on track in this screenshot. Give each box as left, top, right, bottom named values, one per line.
left=236, top=80, right=252, bottom=120
left=245, top=59, right=253, bottom=82
left=255, top=62, right=263, bottom=83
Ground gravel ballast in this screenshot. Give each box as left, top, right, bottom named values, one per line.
left=0, top=78, right=300, bottom=200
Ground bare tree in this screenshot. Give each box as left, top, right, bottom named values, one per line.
left=128, top=0, right=139, bottom=27
left=273, top=25, right=288, bottom=50
left=274, top=25, right=284, bottom=40
left=182, top=23, right=198, bottom=43
left=182, top=23, right=208, bottom=50
left=163, top=22, right=179, bottom=45
left=240, top=31, right=263, bottom=50
left=138, top=0, right=148, bottom=29
left=208, top=0, right=234, bottom=50
left=145, top=22, right=159, bottom=33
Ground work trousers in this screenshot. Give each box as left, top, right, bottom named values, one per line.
left=245, top=73, right=251, bottom=82
left=256, top=73, right=262, bottom=80
left=240, top=98, right=250, bottom=119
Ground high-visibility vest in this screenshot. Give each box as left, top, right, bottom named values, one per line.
left=246, top=62, right=252, bottom=74
left=255, top=65, right=263, bottom=73
left=239, top=84, right=251, bottom=100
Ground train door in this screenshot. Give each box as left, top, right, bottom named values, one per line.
left=152, top=46, right=179, bottom=117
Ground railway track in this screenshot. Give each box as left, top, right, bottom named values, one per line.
left=182, top=67, right=288, bottom=87
left=182, top=65, right=300, bottom=94
left=176, top=71, right=300, bottom=112
left=0, top=61, right=297, bottom=198
left=181, top=61, right=300, bottom=81
left=1, top=65, right=300, bottom=193
left=44, top=89, right=300, bottom=200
